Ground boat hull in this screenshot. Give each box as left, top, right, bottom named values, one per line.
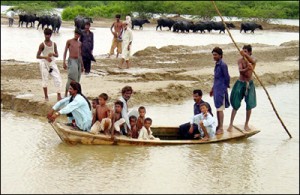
left=50, top=122, right=260, bottom=146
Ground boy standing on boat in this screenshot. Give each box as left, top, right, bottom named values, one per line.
left=192, top=103, right=217, bottom=141
left=129, top=115, right=139, bottom=138
left=227, top=45, right=257, bottom=132
left=136, top=106, right=146, bottom=131
left=210, top=47, right=230, bottom=135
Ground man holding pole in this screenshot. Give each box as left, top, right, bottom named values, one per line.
left=227, top=44, right=257, bottom=132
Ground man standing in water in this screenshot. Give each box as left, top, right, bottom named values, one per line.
left=119, top=21, right=133, bottom=69
left=63, top=28, right=84, bottom=97
left=227, top=45, right=257, bottom=131
left=107, top=14, right=123, bottom=58
left=80, top=21, right=95, bottom=75
left=36, top=28, right=62, bottom=101
left=210, top=47, right=230, bottom=135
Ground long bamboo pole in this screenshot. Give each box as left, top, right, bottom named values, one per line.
left=211, top=0, right=292, bottom=138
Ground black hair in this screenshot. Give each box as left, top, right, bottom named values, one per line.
left=44, top=28, right=53, bottom=35
left=74, top=28, right=82, bottom=35
left=70, top=81, right=91, bottom=110
left=129, top=115, right=137, bottom=121
left=193, top=89, right=203, bottom=96
left=138, top=106, right=146, bottom=112
left=114, top=100, right=124, bottom=108
left=85, top=21, right=91, bottom=26
left=212, top=47, right=223, bottom=56
left=116, top=14, right=121, bottom=18
left=243, top=44, right=252, bottom=53
left=121, top=86, right=133, bottom=94
left=144, top=117, right=152, bottom=123
left=99, top=93, right=108, bottom=101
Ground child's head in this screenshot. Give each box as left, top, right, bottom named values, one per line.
left=92, top=98, right=99, bottom=109
left=200, top=102, right=209, bottom=114
left=129, top=115, right=137, bottom=127
left=144, top=117, right=152, bottom=129
left=114, top=100, right=123, bottom=113
left=138, top=106, right=146, bottom=117
left=99, top=93, right=108, bottom=105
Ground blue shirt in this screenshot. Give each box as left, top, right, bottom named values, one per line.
left=53, top=95, right=92, bottom=131
left=213, top=59, right=230, bottom=108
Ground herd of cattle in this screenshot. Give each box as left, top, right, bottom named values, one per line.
left=18, top=14, right=263, bottom=34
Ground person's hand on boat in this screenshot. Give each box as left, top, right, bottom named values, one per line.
left=188, top=125, right=193, bottom=134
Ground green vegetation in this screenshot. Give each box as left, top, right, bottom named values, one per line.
left=2, top=1, right=299, bottom=21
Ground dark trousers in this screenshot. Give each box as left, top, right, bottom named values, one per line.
left=82, top=57, right=91, bottom=73
left=179, top=122, right=199, bottom=139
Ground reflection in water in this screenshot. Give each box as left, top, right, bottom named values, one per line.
left=1, top=82, right=299, bottom=193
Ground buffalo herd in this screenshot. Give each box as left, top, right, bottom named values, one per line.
left=18, top=13, right=62, bottom=33
left=17, top=14, right=263, bottom=34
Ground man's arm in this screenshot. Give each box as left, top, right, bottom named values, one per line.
left=78, top=42, right=84, bottom=72
left=52, top=42, right=58, bottom=58
left=63, top=40, right=70, bottom=70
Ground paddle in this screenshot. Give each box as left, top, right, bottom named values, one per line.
left=211, top=0, right=292, bottom=138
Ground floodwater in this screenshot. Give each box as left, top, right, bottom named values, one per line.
left=1, top=82, right=299, bottom=194
left=1, top=21, right=299, bottom=62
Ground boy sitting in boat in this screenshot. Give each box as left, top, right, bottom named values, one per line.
left=90, top=93, right=112, bottom=135
left=129, top=115, right=139, bottom=138
left=136, top=106, right=146, bottom=131
left=91, top=97, right=99, bottom=116
left=138, top=117, right=160, bottom=140
left=192, top=103, right=217, bottom=141
left=111, top=100, right=127, bottom=137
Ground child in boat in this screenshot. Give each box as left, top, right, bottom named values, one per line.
left=136, top=106, right=146, bottom=131
left=111, top=100, right=126, bottom=137
left=91, top=97, right=99, bottom=115
left=129, top=115, right=139, bottom=138
left=90, top=93, right=112, bottom=135
left=192, top=102, right=217, bottom=141
left=138, top=117, right=160, bottom=140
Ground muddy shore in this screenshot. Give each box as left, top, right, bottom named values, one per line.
left=1, top=15, right=299, bottom=117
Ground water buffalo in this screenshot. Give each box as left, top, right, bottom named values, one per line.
left=131, top=18, right=150, bottom=30
left=51, top=15, right=62, bottom=33
left=192, top=21, right=211, bottom=33
left=209, top=21, right=235, bottom=33
left=173, top=20, right=194, bottom=33
left=156, top=18, right=175, bottom=31
left=18, top=14, right=38, bottom=28
left=74, top=16, right=93, bottom=30
left=37, top=15, right=51, bottom=30
left=240, top=22, right=263, bottom=33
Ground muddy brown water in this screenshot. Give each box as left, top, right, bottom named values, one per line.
left=1, top=82, right=299, bottom=193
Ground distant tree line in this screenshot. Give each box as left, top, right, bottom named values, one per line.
left=2, top=1, right=299, bottom=20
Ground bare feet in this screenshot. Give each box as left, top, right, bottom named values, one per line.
left=227, top=125, right=233, bottom=132
left=244, top=125, right=251, bottom=131
left=201, top=136, right=209, bottom=141
left=45, top=97, right=49, bottom=101
left=216, top=129, right=224, bottom=135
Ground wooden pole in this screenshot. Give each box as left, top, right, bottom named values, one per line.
left=211, top=0, right=292, bottom=138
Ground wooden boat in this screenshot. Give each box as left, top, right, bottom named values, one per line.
left=50, top=121, right=260, bottom=146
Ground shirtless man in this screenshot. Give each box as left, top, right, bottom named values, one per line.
left=107, top=14, right=123, bottom=58
left=63, top=28, right=84, bottom=97
left=227, top=45, right=257, bottom=131
left=90, top=93, right=112, bottom=135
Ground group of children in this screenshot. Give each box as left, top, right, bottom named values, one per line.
left=90, top=94, right=159, bottom=140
